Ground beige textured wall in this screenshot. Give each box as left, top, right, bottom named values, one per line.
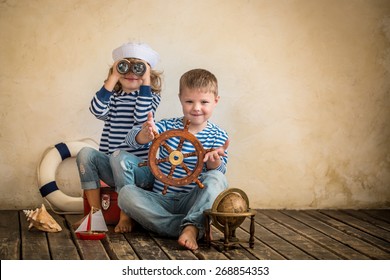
left=0, top=0, right=389, bottom=210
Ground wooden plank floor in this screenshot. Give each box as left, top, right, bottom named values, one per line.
left=1, top=209, right=389, bottom=260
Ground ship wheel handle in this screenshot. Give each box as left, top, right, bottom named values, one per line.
left=138, top=120, right=212, bottom=195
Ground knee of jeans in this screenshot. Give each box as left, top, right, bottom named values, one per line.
left=111, top=149, right=125, bottom=160
left=111, top=150, right=133, bottom=164
left=110, top=150, right=125, bottom=168
left=202, top=170, right=228, bottom=190
left=110, top=150, right=139, bottom=171
left=76, top=147, right=96, bottom=164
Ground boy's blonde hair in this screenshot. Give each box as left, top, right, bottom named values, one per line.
left=179, top=69, right=218, bottom=97
left=107, top=58, right=163, bottom=94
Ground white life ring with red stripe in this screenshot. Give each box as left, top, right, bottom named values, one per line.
left=37, top=140, right=98, bottom=213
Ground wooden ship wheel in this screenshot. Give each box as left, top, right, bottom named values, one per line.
left=139, top=120, right=212, bottom=195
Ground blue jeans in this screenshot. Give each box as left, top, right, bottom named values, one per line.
left=115, top=151, right=228, bottom=239
left=109, top=150, right=154, bottom=192
left=76, top=148, right=153, bottom=192
left=76, top=147, right=115, bottom=189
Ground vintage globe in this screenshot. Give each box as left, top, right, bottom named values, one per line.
left=212, top=188, right=249, bottom=231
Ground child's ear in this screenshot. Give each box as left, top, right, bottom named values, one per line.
left=215, top=95, right=220, bottom=103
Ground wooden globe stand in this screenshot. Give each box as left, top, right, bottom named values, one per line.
left=204, top=188, right=256, bottom=250
left=204, top=210, right=256, bottom=250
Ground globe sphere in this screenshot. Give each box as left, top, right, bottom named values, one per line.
left=216, top=192, right=248, bottom=229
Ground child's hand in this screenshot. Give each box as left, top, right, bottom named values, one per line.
left=203, top=139, right=229, bottom=170
left=136, top=112, right=157, bottom=144
left=141, top=62, right=151, bottom=86
left=103, top=61, right=123, bottom=92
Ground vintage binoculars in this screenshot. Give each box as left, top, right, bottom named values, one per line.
left=116, top=59, right=146, bottom=76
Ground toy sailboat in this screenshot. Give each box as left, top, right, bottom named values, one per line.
left=75, top=207, right=108, bottom=240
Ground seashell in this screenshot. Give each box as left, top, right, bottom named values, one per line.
left=23, top=204, right=62, bottom=232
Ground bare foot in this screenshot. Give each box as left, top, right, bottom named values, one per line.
left=178, top=225, right=199, bottom=251
left=114, top=211, right=134, bottom=233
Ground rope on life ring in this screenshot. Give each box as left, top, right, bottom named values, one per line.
left=37, top=139, right=98, bottom=214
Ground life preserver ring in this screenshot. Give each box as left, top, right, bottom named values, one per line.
left=37, top=140, right=98, bottom=213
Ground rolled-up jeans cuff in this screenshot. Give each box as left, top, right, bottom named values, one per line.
left=81, top=180, right=100, bottom=190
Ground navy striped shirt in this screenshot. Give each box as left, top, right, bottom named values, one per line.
left=126, top=117, right=228, bottom=194
left=90, top=85, right=161, bottom=158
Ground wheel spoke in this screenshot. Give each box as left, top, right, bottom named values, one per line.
left=162, top=184, right=169, bottom=195
left=183, top=152, right=197, bottom=158
left=195, top=179, right=204, bottom=188
left=183, top=120, right=190, bottom=131
left=161, top=141, right=173, bottom=153
left=176, top=137, right=185, bottom=152
left=167, top=164, right=176, bottom=178
left=180, top=163, right=192, bottom=175
left=156, top=157, right=170, bottom=164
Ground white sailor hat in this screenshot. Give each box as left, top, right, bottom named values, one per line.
left=112, top=42, right=160, bottom=68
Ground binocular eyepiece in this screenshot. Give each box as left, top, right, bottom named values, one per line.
left=116, top=59, right=146, bottom=76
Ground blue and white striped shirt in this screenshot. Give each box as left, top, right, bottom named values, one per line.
left=90, top=85, right=161, bottom=158
left=126, top=117, right=228, bottom=194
